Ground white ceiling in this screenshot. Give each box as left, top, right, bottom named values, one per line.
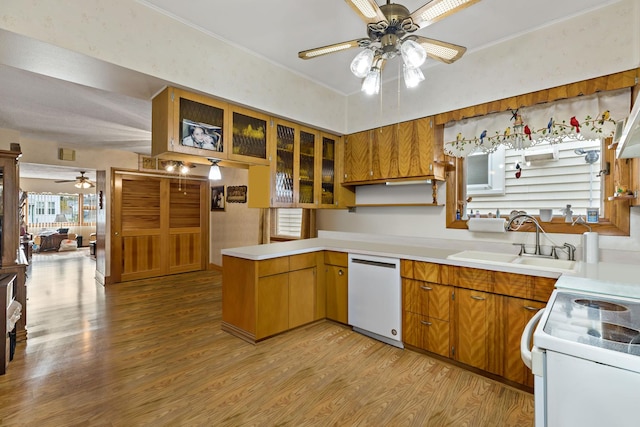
left=1, top=0, right=622, bottom=180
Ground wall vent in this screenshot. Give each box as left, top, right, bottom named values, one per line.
left=58, top=148, right=76, bottom=161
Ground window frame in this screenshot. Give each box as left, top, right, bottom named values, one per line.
left=437, top=69, right=639, bottom=237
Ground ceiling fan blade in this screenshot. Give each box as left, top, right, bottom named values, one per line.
left=54, top=180, right=75, bottom=183
left=410, top=0, right=480, bottom=29
left=413, top=36, right=467, bottom=64
left=298, top=39, right=366, bottom=60
left=345, top=0, right=387, bottom=25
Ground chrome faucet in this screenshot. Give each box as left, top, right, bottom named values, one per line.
left=505, top=213, right=546, bottom=256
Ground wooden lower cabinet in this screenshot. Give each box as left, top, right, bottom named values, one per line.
left=402, top=261, right=557, bottom=388
left=402, top=262, right=452, bottom=358
left=404, top=311, right=450, bottom=357
left=501, top=296, right=546, bottom=387
left=222, top=253, right=318, bottom=342
left=454, top=288, right=499, bottom=374
left=289, top=268, right=316, bottom=328
left=256, top=273, right=289, bottom=338
left=324, top=251, right=348, bottom=324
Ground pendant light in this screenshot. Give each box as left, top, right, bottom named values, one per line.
left=208, top=159, right=222, bottom=180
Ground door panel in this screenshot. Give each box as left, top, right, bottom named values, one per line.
left=112, top=173, right=207, bottom=283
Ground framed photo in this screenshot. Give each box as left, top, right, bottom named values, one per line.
left=181, top=119, right=223, bottom=152
left=139, top=155, right=158, bottom=172
left=226, top=185, right=247, bottom=203
left=211, top=186, right=225, bottom=211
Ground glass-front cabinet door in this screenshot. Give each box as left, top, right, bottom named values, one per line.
left=298, top=127, right=317, bottom=207
left=272, top=121, right=295, bottom=206
left=229, top=106, right=270, bottom=165
left=319, top=133, right=337, bottom=207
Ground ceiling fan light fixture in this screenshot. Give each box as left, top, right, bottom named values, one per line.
left=75, top=180, right=92, bottom=189
left=403, top=64, right=425, bottom=88
left=362, top=67, right=381, bottom=95
left=303, top=43, right=354, bottom=58
left=350, top=0, right=378, bottom=19
left=400, top=39, right=427, bottom=68
left=418, top=0, right=475, bottom=27
left=179, top=163, right=190, bottom=175
left=350, top=48, right=375, bottom=78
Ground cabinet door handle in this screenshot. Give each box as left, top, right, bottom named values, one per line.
left=420, top=320, right=432, bottom=326
left=338, top=269, right=344, bottom=276
left=471, top=295, right=485, bottom=301
left=420, top=285, right=432, bottom=291
left=524, top=306, right=539, bottom=311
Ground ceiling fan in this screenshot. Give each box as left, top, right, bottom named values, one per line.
left=298, top=0, right=479, bottom=94
left=54, top=171, right=95, bottom=188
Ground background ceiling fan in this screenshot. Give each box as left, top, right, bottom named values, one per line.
left=54, top=171, right=95, bottom=188
left=299, top=0, right=480, bottom=93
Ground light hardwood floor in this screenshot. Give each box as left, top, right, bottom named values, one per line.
left=0, top=249, right=534, bottom=426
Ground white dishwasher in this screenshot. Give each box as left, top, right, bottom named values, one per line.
left=348, top=254, right=403, bottom=348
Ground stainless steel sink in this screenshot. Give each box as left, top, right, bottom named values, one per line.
left=447, top=250, right=577, bottom=273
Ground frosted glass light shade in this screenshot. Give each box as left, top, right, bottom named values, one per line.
left=361, top=68, right=380, bottom=95
left=350, top=49, right=375, bottom=78
left=403, top=65, right=425, bottom=88
left=400, top=39, right=427, bottom=69
left=209, top=164, right=222, bottom=180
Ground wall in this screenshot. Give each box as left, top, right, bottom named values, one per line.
left=0, top=0, right=347, bottom=135
left=209, top=167, right=261, bottom=266
left=346, top=0, right=640, bottom=133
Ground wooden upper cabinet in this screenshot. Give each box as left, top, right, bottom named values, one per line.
left=229, top=106, right=270, bottom=165
left=152, top=87, right=228, bottom=164
left=271, top=118, right=298, bottom=207
left=297, top=126, right=318, bottom=207
left=344, top=130, right=372, bottom=183
left=371, top=124, right=396, bottom=180
left=343, top=116, right=444, bottom=184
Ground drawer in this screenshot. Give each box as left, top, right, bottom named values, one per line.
left=257, top=257, right=289, bottom=277
left=452, top=266, right=494, bottom=292
left=494, top=272, right=532, bottom=299
left=289, top=252, right=316, bottom=271
left=324, top=251, right=347, bottom=267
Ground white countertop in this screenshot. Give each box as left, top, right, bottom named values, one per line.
left=221, top=235, right=640, bottom=287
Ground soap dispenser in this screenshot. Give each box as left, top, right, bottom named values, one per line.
left=563, top=204, right=573, bottom=223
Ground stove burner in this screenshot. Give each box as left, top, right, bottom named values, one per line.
left=574, top=299, right=628, bottom=312
left=598, top=322, right=640, bottom=344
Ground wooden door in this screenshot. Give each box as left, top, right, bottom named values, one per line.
left=326, top=264, right=348, bottom=323
left=112, top=173, right=208, bottom=283
left=455, top=288, right=497, bottom=373
left=502, top=296, right=545, bottom=387
left=343, top=130, right=371, bottom=183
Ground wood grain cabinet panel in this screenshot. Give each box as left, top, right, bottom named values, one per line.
left=455, top=288, right=498, bottom=374
left=494, top=272, right=532, bottom=299
left=404, top=311, right=450, bottom=358
left=343, top=130, right=371, bottom=183
left=452, top=267, right=494, bottom=292
left=403, top=279, right=450, bottom=321
left=257, top=273, right=289, bottom=339
left=532, top=276, right=557, bottom=302
left=289, top=268, right=316, bottom=328
left=501, top=296, right=545, bottom=387
left=414, top=261, right=441, bottom=283
left=326, top=265, right=348, bottom=324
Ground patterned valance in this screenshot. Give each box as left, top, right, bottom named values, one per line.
left=444, top=88, right=631, bottom=157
